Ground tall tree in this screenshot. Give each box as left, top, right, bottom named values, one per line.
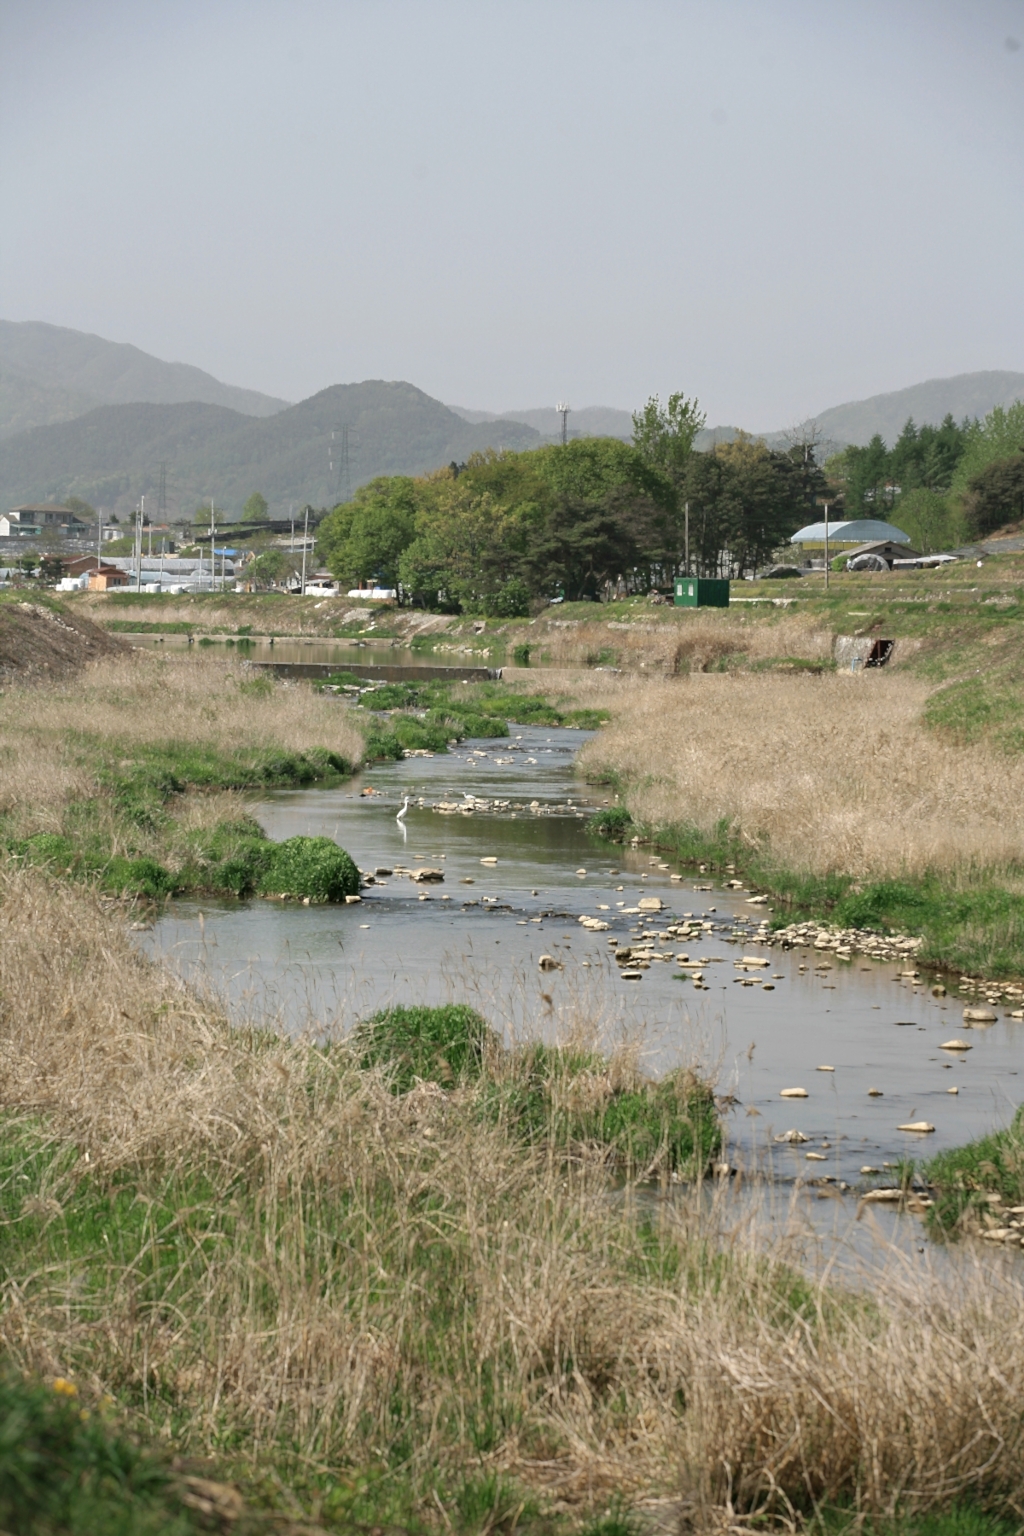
left=631, top=392, right=706, bottom=477
left=242, top=491, right=270, bottom=522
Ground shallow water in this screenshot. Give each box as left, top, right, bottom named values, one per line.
left=126, top=633, right=428, bottom=667
left=147, top=720, right=1024, bottom=1195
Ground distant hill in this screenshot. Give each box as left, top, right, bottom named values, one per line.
left=770, top=371, right=1024, bottom=450
left=448, top=403, right=634, bottom=440
left=0, top=380, right=541, bottom=518
left=0, top=320, right=290, bottom=438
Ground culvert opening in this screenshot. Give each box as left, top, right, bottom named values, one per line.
left=866, top=639, right=894, bottom=667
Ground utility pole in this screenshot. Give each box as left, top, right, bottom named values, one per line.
left=556, top=401, right=570, bottom=446
left=684, top=500, right=690, bottom=578
left=823, top=500, right=831, bottom=591
left=157, top=461, right=167, bottom=522
left=135, top=499, right=144, bottom=591
left=289, top=505, right=294, bottom=553
left=209, top=501, right=216, bottom=591
left=97, top=508, right=102, bottom=567
left=300, top=506, right=309, bottom=595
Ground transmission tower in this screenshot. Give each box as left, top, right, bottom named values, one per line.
left=329, top=425, right=351, bottom=505
left=556, top=401, right=570, bottom=446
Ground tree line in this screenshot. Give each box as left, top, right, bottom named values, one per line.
left=825, top=402, right=1024, bottom=550
left=317, top=395, right=827, bottom=610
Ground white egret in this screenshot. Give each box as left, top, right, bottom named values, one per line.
left=396, top=796, right=411, bottom=823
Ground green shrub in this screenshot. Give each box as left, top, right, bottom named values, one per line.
left=238, top=673, right=273, bottom=698
left=588, top=806, right=633, bottom=840
left=257, top=836, right=359, bottom=902
left=20, top=833, right=77, bottom=869
left=101, top=856, right=175, bottom=899
left=0, top=1370, right=195, bottom=1535
left=512, top=643, right=532, bottom=666
left=485, top=578, right=531, bottom=618
left=353, top=1004, right=495, bottom=1093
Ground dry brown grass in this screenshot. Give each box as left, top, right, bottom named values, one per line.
left=0, top=650, right=364, bottom=836
left=535, top=610, right=833, bottom=673
left=1, top=860, right=1023, bottom=1519
left=577, top=671, right=1024, bottom=879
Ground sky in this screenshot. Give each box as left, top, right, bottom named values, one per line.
left=1, top=0, right=1022, bottom=428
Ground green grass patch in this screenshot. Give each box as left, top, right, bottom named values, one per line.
left=0, top=1370, right=199, bottom=1536
left=354, top=1008, right=721, bottom=1176
left=331, top=677, right=609, bottom=758
left=101, top=620, right=195, bottom=634
left=354, top=1004, right=496, bottom=1092
left=923, top=1106, right=1024, bottom=1232
left=256, top=835, right=360, bottom=903
left=3, top=738, right=359, bottom=904
left=586, top=807, right=632, bottom=840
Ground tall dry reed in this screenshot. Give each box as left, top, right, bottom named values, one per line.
left=1, top=860, right=1023, bottom=1518
left=577, top=671, right=1024, bottom=879
left=536, top=610, right=833, bottom=673
left=0, top=651, right=364, bottom=834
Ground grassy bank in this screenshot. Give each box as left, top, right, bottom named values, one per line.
left=922, top=1107, right=1024, bottom=1234
left=571, top=668, right=1024, bottom=978
left=330, top=674, right=610, bottom=759
left=2, top=862, right=1024, bottom=1530
left=0, top=652, right=365, bottom=900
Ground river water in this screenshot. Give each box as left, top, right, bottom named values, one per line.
left=149, top=719, right=1024, bottom=1206
left=128, top=634, right=458, bottom=668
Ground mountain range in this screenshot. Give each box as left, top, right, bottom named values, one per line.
left=0, top=321, right=1021, bottom=518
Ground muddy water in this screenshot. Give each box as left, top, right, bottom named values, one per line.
left=148, top=722, right=1024, bottom=1195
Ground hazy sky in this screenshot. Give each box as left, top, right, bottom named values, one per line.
left=1, top=0, right=1022, bottom=427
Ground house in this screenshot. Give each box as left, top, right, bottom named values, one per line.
left=88, top=566, right=130, bottom=590
left=0, top=504, right=88, bottom=538
left=842, top=539, right=921, bottom=569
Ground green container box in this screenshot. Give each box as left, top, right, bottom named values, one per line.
left=673, top=577, right=730, bottom=608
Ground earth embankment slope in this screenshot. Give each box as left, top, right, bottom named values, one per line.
left=0, top=595, right=130, bottom=680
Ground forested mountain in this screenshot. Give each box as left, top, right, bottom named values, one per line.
left=0, top=380, right=540, bottom=518
left=0, top=320, right=290, bottom=438
left=797, top=371, right=1024, bottom=449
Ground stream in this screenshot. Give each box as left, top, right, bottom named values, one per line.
left=148, top=720, right=1024, bottom=1208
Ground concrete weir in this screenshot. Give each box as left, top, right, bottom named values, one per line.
left=249, top=660, right=502, bottom=683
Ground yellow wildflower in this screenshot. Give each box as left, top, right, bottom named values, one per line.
left=52, top=1378, right=78, bottom=1397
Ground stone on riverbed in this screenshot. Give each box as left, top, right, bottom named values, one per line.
left=774, top=1129, right=809, bottom=1143
left=411, top=868, right=445, bottom=883
left=638, top=896, right=663, bottom=911
left=780, top=1087, right=808, bottom=1098
left=941, top=1039, right=972, bottom=1051
left=897, top=1121, right=935, bottom=1133
left=963, top=1006, right=998, bottom=1023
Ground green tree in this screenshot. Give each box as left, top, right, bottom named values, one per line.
left=963, top=454, right=1024, bottom=538
left=951, top=402, right=1024, bottom=496
left=631, top=392, right=706, bottom=477
left=894, top=488, right=964, bottom=553
left=247, top=549, right=295, bottom=589
left=319, top=478, right=417, bottom=594
left=242, top=491, right=270, bottom=523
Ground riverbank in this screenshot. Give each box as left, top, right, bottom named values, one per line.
left=560, top=666, right=1024, bottom=981
left=0, top=650, right=365, bottom=898
left=3, top=860, right=1024, bottom=1531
